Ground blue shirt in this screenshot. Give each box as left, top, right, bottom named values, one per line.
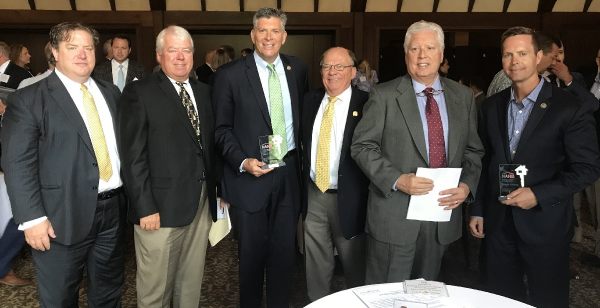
left=412, top=77, right=449, bottom=160
left=253, top=52, right=295, bottom=151
left=507, top=79, right=544, bottom=157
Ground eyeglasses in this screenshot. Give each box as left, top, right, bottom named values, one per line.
left=321, top=64, right=353, bottom=71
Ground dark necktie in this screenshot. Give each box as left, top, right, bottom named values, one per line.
left=175, top=81, right=201, bottom=142
left=423, top=87, right=447, bottom=168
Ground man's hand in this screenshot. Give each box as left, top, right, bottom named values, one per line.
left=469, top=216, right=485, bottom=238
left=549, top=60, right=573, bottom=85
left=219, top=198, right=231, bottom=210
left=140, top=213, right=160, bottom=231
left=438, top=182, right=470, bottom=210
left=243, top=158, right=273, bottom=177
left=394, top=173, right=433, bottom=195
left=24, top=220, right=56, bottom=251
left=501, top=187, right=538, bottom=209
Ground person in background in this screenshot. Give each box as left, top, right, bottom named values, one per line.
left=352, top=59, right=378, bottom=92
left=241, top=48, right=253, bottom=57
left=93, top=34, right=146, bottom=92
left=9, top=44, right=33, bottom=76
left=0, top=41, right=32, bottom=89
left=102, top=38, right=112, bottom=62
left=18, top=42, right=55, bottom=89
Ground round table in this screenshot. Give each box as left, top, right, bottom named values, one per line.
left=305, top=283, right=534, bottom=308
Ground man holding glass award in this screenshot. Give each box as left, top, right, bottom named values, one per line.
left=213, top=7, right=308, bottom=308
left=469, top=27, right=600, bottom=308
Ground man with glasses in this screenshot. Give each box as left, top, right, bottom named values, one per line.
left=301, top=47, right=369, bottom=301
left=213, top=7, right=308, bottom=307
left=351, top=20, right=483, bottom=283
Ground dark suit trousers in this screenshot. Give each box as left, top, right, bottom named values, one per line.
left=237, top=152, right=300, bottom=308
left=485, top=209, right=570, bottom=308
left=0, top=219, right=25, bottom=277
left=32, top=192, right=126, bottom=308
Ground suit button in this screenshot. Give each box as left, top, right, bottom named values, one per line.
left=92, top=163, right=98, bottom=167
left=92, top=186, right=97, bottom=190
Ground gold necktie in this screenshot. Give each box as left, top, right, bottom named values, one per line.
left=315, top=96, right=337, bottom=192
left=81, top=84, right=112, bottom=181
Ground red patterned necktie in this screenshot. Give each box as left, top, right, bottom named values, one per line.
left=423, top=87, right=446, bottom=168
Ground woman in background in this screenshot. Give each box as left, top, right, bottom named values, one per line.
left=9, top=44, right=33, bottom=76
left=352, top=59, right=378, bottom=92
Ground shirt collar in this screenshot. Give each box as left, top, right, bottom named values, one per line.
left=411, top=75, right=443, bottom=95
left=253, top=52, right=281, bottom=71
left=326, top=85, right=352, bottom=102
left=54, top=68, right=92, bottom=88
left=510, top=78, right=544, bottom=106
left=112, top=58, right=129, bottom=68
left=0, top=60, right=10, bottom=74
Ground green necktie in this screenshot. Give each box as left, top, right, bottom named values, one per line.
left=267, top=63, right=287, bottom=160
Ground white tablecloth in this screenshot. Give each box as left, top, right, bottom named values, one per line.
left=306, top=283, right=534, bottom=308
left=0, top=172, right=13, bottom=237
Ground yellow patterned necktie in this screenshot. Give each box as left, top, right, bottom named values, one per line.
left=315, top=96, right=337, bottom=192
left=80, top=84, right=112, bottom=181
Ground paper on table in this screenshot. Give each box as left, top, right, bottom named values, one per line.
left=208, top=198, right=232, bottom=246
left=406, top=168, right=462, bottom=222
left=352, top=283, right=447, bottom=308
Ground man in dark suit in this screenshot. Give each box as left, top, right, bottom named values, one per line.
left=93, top=34, right=146, bottom=92
left=213, top=7, right=308, bottom=307
left=119, top=25, right=219, bottom=307
left=351, top=20, right=484, bottom=283
left=0, top=41, right=32, bottom=89
left=2, top=22, right=125, bottom=306
left=469, top=26, right=600, bottom=308
left=302, top=47, right=369, bottom=301
left=195, top=49, right=215, bottom=84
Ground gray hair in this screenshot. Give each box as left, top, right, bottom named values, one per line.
left=156, top=25, right=194, bottom=53
left=403, top=20, right=445, bottom=53
left=253, top=7, right=287, bottom=30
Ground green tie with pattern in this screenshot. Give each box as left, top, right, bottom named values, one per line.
left=267, top=63, right=287, bottom=160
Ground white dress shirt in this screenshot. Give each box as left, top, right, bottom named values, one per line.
left=111, top=58, right=129, bottom=85
left=309, top=86, right=352, bottom=189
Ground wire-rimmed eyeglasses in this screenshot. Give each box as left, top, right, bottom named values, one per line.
left=320, top=64, right=354, bottom=71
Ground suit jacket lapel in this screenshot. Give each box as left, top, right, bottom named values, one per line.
left=396, top=76, right=428, bottom=164
left=513, top=82, right=552, bottom=161
left=244, top=55, right=272, bottom=129
left=157, top=72, right=200, bottom=147
left=305, top=89, right=325, bottom=162
left=281, top=55, right=300, bottom=139
left=496, top=91, right=512, bottom=162
left=47, top=72, right=94, bottom=156
left=441, top=79, right=460, bottom=164
left=340, top=88, right=362, bottom=164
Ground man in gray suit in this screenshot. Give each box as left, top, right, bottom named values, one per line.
left=351, top=20, right=484, bottom=283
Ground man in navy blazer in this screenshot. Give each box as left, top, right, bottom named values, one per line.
left=2, top=22, right=125, bottom=306
left=470, top=27, right=600, bottom=307
left=214, top=7, right=308, bottom=307
left=301, top=47, right=369, bottom=301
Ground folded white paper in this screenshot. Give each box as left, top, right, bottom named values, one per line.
left=406, top=168, right=462, bottom=222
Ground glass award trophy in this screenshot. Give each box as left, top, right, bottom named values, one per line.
left=498, top=164, right=528, bottom=201
left=258, top=135, right=287, bottom=169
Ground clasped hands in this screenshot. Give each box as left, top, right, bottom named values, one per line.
left=394, top=173, right=469, bottom=210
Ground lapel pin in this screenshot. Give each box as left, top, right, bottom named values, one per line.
left=352, top=111, right=358, bottom=117
left=286, top=65, right=291, bottom=71
left=540, top=102, right=547, bottom=109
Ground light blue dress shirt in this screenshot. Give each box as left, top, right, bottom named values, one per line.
left=507, top=79, right=544, bottom=157
left=253, top=52, right=295, bottom=151
left=412, top=77, right=449, bottom=159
